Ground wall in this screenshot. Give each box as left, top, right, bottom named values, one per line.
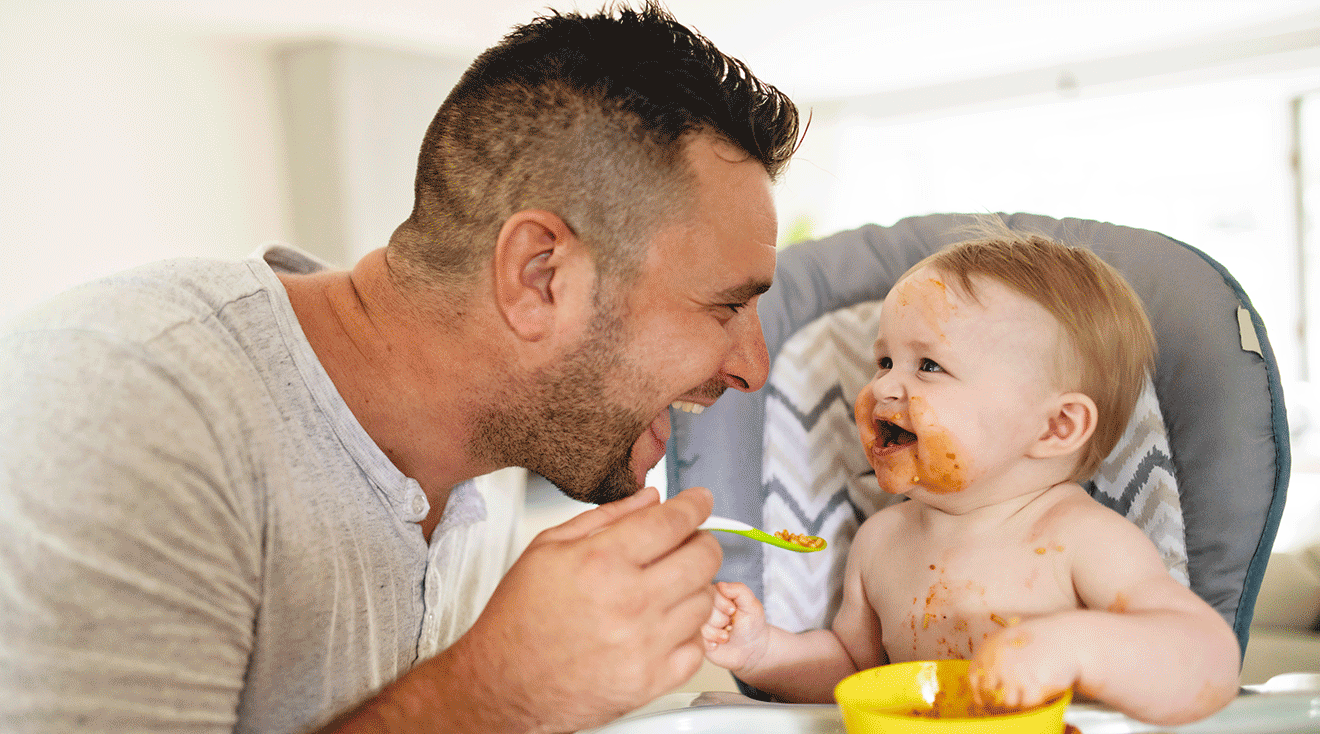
left=0, top=1, right=294, bottom=320
left=276, top=41, right=469, bottom=267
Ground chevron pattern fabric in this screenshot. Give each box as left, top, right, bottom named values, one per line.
left=760, top=301, right=1188, bottom=634
left=1086, top=377, right=1190, bottom=587
left=760, top=300, right=899, bottom=633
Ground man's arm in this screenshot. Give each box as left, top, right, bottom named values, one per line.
left=313, top=486, right=723, bottom=734
left=0, top=329, right=261, bottom=732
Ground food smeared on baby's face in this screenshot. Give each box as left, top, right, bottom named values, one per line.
left=897, top=275, right=959, bottom=332
left=854, top=390, right=969, bottom=495
left=906, top=397, right=967, bottom=493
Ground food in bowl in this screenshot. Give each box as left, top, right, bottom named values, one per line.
left=835, top=659, right=1072, bottom=734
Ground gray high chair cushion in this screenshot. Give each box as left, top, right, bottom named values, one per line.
left=666, top=212, right=1289, bottom=659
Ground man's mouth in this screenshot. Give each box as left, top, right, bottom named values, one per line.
left=876, top=419, right=917, bottom=449
left=630, top=408, right=673, bottom=488
left=626, top=401, right=709, bottom=487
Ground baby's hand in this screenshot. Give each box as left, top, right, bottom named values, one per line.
left=969, top=622, right=1078, bottom=712
left=700, top=581, right=769, bottom=673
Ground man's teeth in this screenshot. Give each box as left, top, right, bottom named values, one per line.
left=671, top=400, right=705, bottom=414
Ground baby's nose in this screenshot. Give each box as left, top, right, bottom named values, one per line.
left=872, top=371, right=905, bottom=403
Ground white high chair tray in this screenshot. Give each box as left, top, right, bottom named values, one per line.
left=581, top=691, right=1320, bottom=734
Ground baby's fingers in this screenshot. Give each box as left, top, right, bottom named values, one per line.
left=969, top=665, right=1004, bottom=709
left=713, top=588, right=737, bottom=617
left=703, top=607, right=731, bottom=633
left=700, top=619, right=729, bottom=646
left=717, top=581, right=763, bottom=614
left=971, top=663, right=1060, bottom=714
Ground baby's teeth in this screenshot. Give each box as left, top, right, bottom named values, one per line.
left=671, top=401, right=705, bottom=414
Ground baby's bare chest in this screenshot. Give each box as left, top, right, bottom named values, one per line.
left=866, top=538, right=1080, bottom=662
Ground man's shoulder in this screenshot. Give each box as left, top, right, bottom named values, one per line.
left=0, top=253, right=297, bottom=412
left=6, top=255, right=264, bottom=339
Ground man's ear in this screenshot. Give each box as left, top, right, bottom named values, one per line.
left=492, top=210, right=590, bottom=342
left=1029, top=392, right=1098, bottom=459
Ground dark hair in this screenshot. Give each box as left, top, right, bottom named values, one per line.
left=388, top=1, right=800, bottom=300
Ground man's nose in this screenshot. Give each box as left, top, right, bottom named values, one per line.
left=722, top=308, right=770, bottom=392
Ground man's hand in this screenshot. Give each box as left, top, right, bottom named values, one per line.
left=394, top=485, right=722, bottom=733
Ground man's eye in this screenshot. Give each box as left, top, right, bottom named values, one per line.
left=919, top=358, right=944, bottom=373
left=723, top=302, right=747, bottom=314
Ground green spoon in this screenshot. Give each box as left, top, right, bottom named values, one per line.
left=698, top=515, right=827, bottom=552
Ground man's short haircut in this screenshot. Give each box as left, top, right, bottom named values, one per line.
left=388, top=1, right=800, bottom=302
left=917, top=223, right=1157, bottom=482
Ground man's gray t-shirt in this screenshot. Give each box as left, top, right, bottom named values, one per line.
left=0, top=245, right=520, bottom=733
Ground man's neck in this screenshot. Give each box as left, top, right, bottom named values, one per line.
left=279, top=248, right=499, bottom=540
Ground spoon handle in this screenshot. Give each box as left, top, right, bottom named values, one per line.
left=697, top=515, right=755, bottom=532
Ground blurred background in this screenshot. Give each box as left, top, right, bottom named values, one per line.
left=3, top=0, right=1319, bottom=687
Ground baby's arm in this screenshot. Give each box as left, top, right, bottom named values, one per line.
left=701, top=527, right=887, bottom=703
left=701, top=581, right=859, bottom=702
left=971, top=505, right=1239, bottom=725
left=701, top=581, right=771, bottom=673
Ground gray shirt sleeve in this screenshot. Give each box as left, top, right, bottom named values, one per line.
left=0, top=325, right=262, bottom=732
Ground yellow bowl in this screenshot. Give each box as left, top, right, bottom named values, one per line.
left=834, top=660, right=1071, bottom=734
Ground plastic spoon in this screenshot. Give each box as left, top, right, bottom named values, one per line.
left=698, top=515, right=827, bottom=552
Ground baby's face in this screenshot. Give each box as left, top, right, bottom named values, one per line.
left=854, top=267, right=1064, bottom=503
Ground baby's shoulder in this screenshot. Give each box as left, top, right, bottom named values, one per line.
left=1038, top=482, right=1120, bottom=520
left=853, top=499, right=915, bottom=544
left=1034, top=482, right=1155, bottom=547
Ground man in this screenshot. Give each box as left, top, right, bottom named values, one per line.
left=0, top=3, right=799, bottom=733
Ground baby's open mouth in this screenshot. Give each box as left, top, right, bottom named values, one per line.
left=877, top=419, right=917, bottom=449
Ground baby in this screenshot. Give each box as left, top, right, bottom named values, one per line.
left=702, top=229, right=1241, bottom=725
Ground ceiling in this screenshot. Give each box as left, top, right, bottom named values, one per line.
left=78, top=0, right=1320, bottom=101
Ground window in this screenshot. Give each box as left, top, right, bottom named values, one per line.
left=778, top=78, right=1303, bottom=381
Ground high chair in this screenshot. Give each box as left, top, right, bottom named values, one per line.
left=666, top=212, right=1290, bottom=693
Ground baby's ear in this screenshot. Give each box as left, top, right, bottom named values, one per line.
left=1030, top=392, right=1097, bottom=460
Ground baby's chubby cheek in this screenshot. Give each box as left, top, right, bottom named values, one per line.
left=854, top=388, right=878, bottom=461
left=854, top=388, right=915, bottom=495
left=908, top=396, right=969, bottom=495
left=853, top=390, right=970, bottom=496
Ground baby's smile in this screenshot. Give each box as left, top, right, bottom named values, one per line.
left=875, top=418, right=918, bottom=453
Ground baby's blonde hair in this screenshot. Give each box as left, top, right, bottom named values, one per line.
left=913, top=221, right=1156, bottom=481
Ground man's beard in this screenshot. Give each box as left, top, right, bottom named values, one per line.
left=470, top=306, right=656, bottom=505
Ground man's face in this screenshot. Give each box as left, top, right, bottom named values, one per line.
left=512, top=136, right=779, bottom=504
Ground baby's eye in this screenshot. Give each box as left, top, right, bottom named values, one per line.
left=918, top=358, right=944, bottom=373
left=877, top=356, right=892, bottom=370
